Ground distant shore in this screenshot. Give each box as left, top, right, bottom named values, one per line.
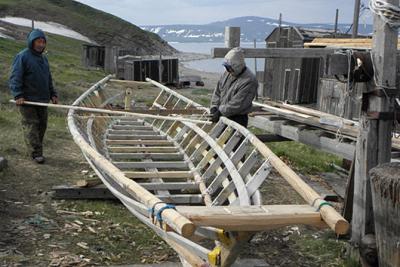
left=176, top=52, right=220, bottom=89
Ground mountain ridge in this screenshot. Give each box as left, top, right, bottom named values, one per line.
left=141, top=16, right=373, bottom=43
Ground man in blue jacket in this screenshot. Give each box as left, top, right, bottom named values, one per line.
left=9, top=29, right=58, bottom=164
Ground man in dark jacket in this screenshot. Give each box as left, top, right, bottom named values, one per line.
left=210, top=47, right=258, bottom=127
left=9, top=29, right=58, bottom=164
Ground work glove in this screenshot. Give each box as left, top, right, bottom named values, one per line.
left=211, top=108, right=221, bottom=123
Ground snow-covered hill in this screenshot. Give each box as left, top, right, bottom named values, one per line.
left=141, top=16, right=373, bottom=43
left=0, top=17, right=94, bottom=43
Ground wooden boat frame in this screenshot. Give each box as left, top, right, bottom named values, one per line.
left=67, top=75, right=349, bottom=267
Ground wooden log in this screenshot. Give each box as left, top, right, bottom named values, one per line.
left=370, top=163, right=400, bottom=267
left=221, top=117, right=349, bottom=235
left=10, top=100, right=211, bottom=125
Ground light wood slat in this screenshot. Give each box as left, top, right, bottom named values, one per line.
left=124, top=171, right=193, bottom=179
left=176, top=205, right=327, bottom=231
left=108, top=146, right=179, bottom=153
left=114, top=161, right=189, bottom=170
left=107, top=134, right=166, bottom=140
left=112, top=125, right=154, bottom=131
left=106, top=140, right=173, bottom=146
left=139, top=182, right=199, bottom=191
left=109, top=152, right=184, bottom=161
left=108, top=129, right=160, bottom=135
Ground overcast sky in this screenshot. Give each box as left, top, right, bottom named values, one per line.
left=75, top=0, right=373, bottom=25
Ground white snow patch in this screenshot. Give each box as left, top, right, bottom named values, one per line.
left=0, top=32, right=14, bottom=40
left=247, top=19, right=254, bottom=22
left=0, top=26, right=14, bottom=39
left=0, top=17, right=94, bottom=43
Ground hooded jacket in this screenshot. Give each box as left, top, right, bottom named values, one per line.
left=9, top=29, right=57, bottom=102
left=211, top=47, right=258, bottom=117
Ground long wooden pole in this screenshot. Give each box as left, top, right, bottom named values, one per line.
left=9, top=100, right=211, bottom=125
left=352, top=0, right=361, bottom=38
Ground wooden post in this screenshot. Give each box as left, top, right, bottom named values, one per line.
left=159, top=52, right=163, bottom=83
left=352, top=0, right=361, bottom=38
left=370, top=163, right=400, bottom=267
left=31, top=20, right=34, bottom=30
left=224, top=27, right=240, bottom=48
left=334, top=9, right=339, bottom=37
left=352, top=0, right=399, bottom=261
left=124, top=88, right=133, bottom=110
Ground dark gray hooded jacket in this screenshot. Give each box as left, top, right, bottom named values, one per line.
left=210, top=47, right=258, bottom=117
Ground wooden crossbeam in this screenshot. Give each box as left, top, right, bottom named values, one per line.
left=109, top=152, right=184, bottom=161
left=114, top=161, right=189, bottom=170
left=106, top=140, right=173, bottom=146
left=108, top=146, right=179, bottom=153
left=176, top=205, right=327, bottom=231
left=212, top=48, right=335, bottom=59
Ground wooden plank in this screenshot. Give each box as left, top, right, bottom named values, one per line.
left=53, top=185, right=203, bottom=204
left=112, top=125, right=153, bottom=130
left=109, top=152, right=184, bottom=161
left=124, top=171, right=193, bottom=179
left=108, top=146, right=178, bottom=153
left=108, top=129, right=160, bottom=135
left=176, top=205, right=327, bottom=231
left=106, top=140, right=173, bottom=146
left=212, top=47, right=335, bottom=59
left=107, top=134, right=167, bottom=140
left=114, top=161, right=189, bottom=170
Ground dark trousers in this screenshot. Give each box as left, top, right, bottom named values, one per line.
left=227, top=114, right=248, bottom=128
left=19, top=106, right=48, bottom=158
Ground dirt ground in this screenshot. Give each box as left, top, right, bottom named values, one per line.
left=0, top=62, right=353, bottom=267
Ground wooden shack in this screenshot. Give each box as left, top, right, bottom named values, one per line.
left=263, top=27, right=350, bottom=104
left=82, top=44, right=105, bottom=69
left=82, top=45, right=179, bottom=85
left=116, top=55, right=179, bottom=84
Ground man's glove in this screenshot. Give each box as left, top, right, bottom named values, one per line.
left=211, top=108, right=221, bottom=123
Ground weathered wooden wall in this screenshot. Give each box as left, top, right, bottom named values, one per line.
left=117, top=58, right=179, bottom=84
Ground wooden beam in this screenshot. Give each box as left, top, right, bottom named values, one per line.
left=176, top=205, right=327, bottom=231
left=212, top=48, right=335, bottom=59
left=352, top=0, right=399, bottom=247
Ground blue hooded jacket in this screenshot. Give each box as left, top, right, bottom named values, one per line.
left=9, top=29, right=57, bottom=102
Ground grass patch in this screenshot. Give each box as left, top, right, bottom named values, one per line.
left=267, top=141, right=342, bottom=174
